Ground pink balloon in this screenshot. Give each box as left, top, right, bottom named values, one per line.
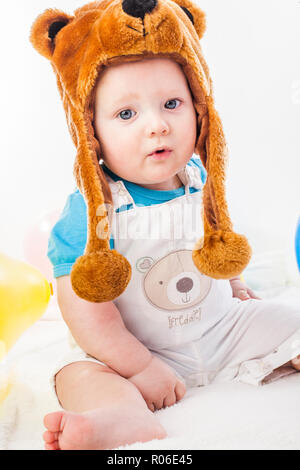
left=23, top=210, right=60, bottom=293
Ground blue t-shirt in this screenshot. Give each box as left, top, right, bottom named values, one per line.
left=47, top=155, right=207, bottom=278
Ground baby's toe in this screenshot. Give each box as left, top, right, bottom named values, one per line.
left=45, top=442, right=60, bottom=451
left=44, top=411, right=64, bottom=432
left=43, top=430, right=58, bottom=443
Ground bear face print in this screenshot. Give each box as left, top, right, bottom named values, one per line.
left=138, top=250, right=212, bottom=311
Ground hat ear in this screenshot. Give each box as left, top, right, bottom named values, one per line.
left=173, top=0, right=206, bottom=39
left=30, top=9, right=74, bottom=60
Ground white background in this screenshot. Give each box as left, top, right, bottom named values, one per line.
left=0, top=0, right=299, bottom=281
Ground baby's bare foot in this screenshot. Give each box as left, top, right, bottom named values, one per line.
left=43, top=404, right=166, bottom=450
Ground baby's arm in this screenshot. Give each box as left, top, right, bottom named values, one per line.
left=56, top=275, right=186, bottom=410
left=57, top=275, right=152, bottom=377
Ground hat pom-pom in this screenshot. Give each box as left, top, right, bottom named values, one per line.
left=192, top=231, right=252, bottom=279
left=71, top=250, right=131, bottom=302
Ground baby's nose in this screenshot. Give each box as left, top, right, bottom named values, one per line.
left=122, top=0, right=157, bottom=20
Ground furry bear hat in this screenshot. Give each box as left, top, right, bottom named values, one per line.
left=30, top=0, right=251, bottom=303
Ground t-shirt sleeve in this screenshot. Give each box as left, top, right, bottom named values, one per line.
left=188, top=154, right=207, bottom=185
left=47, top=189, right=114, bottom=278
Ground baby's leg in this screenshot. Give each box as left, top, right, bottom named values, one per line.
left=43, top=361, right=166, bottom=450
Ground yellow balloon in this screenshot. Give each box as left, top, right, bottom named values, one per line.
left=0, top=253, right=52, bottom=361
left=0, top=373, right=13, bottom=403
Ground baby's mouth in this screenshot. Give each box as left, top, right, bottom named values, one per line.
left=148, top=146, right=172, bottom=156
left=149, top=149, right=173, bottom=160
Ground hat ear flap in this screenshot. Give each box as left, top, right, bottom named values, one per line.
left=193, top=95, right=252, bottom=279
left=30, top=9, right=74, bottom=60
left=70, top=82, right=132, bottom=303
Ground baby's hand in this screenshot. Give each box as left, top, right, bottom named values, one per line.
left=230, top=278, right=261, bottom=300
left=128, top=356, right=186, bottom=412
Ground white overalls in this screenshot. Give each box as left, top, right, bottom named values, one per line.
left=51, top=163, right=300, bottom=398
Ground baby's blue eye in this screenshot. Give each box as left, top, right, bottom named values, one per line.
left=165, top=99, right=180, bottom=109
left=119, top=109, right=135, bottom=120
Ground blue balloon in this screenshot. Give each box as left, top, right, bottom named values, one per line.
left=295, top=216, right=300, bottom=271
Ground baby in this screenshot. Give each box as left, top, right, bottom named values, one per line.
left=29, top=1, right=300, bottom=451
left=43, top=57, right=300, bottom=451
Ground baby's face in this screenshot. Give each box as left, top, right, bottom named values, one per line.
left=94, top=58, right=197, bottom=189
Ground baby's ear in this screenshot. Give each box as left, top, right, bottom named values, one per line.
left=30, top=9, right=74, bottom=60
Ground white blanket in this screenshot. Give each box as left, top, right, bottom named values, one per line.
left=1, top=287, right=300, bottom=450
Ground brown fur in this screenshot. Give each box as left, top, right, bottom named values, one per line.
left=30, top=0, right=251, bottom=302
